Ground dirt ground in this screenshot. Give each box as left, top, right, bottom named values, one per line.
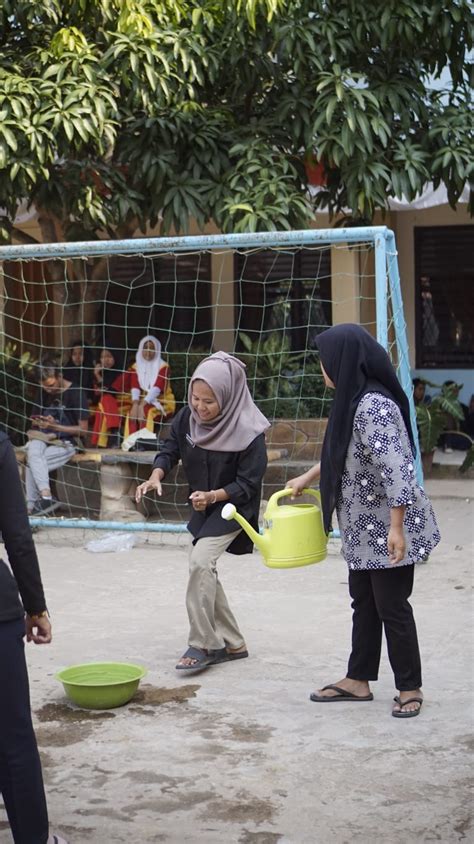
left=0, top=478, right=472, bottom=844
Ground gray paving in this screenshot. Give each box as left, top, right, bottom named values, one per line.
left=1, top=478, right=472, bottom=843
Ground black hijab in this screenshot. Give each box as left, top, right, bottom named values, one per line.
left=63, top=341, right=94, bottom=392
left=94, top=348, right=125, bottom=391
left=315, top=324, right=415, bottom=533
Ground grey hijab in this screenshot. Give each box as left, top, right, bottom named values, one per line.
left=188, top=352, right=270, bottom=452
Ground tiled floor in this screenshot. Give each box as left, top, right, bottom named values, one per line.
left=433, top=447, right=469, bottom=467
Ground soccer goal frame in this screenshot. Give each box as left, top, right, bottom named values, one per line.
left=0, top=225, right=421, bottom=532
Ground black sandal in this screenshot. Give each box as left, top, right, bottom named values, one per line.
left=175, top=646, right=216, bottom=673
left=211, top=647, right=249, bottom=664
left=392, top=695, right=423, bottom=718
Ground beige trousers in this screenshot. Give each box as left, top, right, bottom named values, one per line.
left=186, top=530, right=245, bottom=652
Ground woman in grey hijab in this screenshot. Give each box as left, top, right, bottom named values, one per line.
left=136, top=352, right=270, bottom=673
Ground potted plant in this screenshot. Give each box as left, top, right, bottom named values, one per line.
left=0, top=343, right=38, bottom=446
left=460, top=444, right=474, bottom=475
left=238, top=332, right=332, bottom=460
left=415, top=382, right=465, bottom=474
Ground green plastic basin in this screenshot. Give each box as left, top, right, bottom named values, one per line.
left=56, top=662, right=147, bottom=709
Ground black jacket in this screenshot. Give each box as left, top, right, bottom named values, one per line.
left=153, top=407, right=267, bottom=554
left=0, top=432, right=47, bottom=622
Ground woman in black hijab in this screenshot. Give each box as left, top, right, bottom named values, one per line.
left=287, top=324, right=440, bottom=718
left=90, top=347, right=127, bottom=447
left=62, top=340, right=95, bottom=403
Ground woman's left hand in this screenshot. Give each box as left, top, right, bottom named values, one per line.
left=189, top=490, right=212, bottom=511
left=26, top=614, right=52, bottom=644
left=37, top=414, right=58, bottom=430
left=387, top=526, right=406, bottom=564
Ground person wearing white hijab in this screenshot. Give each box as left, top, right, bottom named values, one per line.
left=124, top=335, right=176, bottom=439
left=136, top=352, right=270, bottom=674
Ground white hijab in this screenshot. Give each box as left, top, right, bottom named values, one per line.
left=135, top=336, right=164, bottom=391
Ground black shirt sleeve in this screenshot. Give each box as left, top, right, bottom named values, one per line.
left=222, top=434, right=268, bottom=506
left=153, top=409, right=184, bottom=475
left=0, top=434, right=47, bottom=617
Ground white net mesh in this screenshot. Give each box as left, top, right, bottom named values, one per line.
left=0, top=234, right=403, bottom=532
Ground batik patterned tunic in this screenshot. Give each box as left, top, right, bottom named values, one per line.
left=336, top=392, right=441, bottom=570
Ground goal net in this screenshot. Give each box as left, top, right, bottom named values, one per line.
left=0, top=227, right=416, bottom=532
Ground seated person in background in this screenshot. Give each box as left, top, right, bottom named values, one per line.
left=412, top=378, right=430, bottom=406
left=122, top=335, right=175, bottom=439
left=25, top=362, right=90, bottom=515
left=62, top=340, right=95, bottom=405
left=90, top=347, right=130, bottom=448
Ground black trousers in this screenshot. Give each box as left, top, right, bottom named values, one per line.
left=347, top=564, right=422, bottom=691
left=0, top=618, right=49, bottom=844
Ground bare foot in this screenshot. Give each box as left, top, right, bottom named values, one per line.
left=312, top=677, right=372, bottom=699
left=176, top=647, right=211, bottom=669
left=177, top=657, right=200, bottom=667
left=392, top=689, right=423, bottom=716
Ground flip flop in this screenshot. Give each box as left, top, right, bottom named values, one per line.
left=392, top=695, right=423, bottom=718
left=210, top=647, right=249, bottom=665
left=175, top=646, right=216, bottom=673
left=309, top=684, right=374, bottom=702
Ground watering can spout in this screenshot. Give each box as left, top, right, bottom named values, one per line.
left=221, top=502, right=268, bottom=555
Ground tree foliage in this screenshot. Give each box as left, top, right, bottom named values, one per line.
left=0, top=0, right=472, bottom=243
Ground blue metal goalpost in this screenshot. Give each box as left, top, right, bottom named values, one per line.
left=0, top=225, right=421, bottom=533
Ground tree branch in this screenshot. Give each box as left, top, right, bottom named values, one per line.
left=116, top=216, right=140, bottom=240
left=36, top=207, right=60, bottom=244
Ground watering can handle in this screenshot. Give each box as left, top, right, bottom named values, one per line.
left=266, top=487, right=321, bottom=517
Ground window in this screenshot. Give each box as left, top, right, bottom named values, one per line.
left=235, top=247, right=332, bottom=351
left=415, top=226, right=474, bottom=368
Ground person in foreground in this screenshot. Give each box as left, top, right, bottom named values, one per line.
left=136, top=352, right=269, bottom=673
left=0, top=430, right=67, bottom=843
left=286, top=324, right=440, bottom=718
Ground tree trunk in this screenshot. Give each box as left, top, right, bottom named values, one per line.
left=30, top=210, right=140, bottom=351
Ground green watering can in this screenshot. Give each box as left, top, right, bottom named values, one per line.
left=221, top=488, right=327, bottom=569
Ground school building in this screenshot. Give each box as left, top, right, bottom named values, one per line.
left=1, top=191, right=472, bottom=405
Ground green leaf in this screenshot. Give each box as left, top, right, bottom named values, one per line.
left=341, top=122, right=353, bottom=156
left=10, top=100, right=23, bottom=118
left=0, top=127, right=18, bottom=151
left=71, top=117, right=89, bottom=142
left=63, top=119, right=74, bottom=141
left=325, top=96, right=338, bottom=126
left=230, top=202, right=254, bottom=212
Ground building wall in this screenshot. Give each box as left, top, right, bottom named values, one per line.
left=391, top=204, right=473, bottom=405
left=2, top=205, right=472, bottom=405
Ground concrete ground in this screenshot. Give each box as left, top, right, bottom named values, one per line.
left=1, top=477, right=473, bottom=844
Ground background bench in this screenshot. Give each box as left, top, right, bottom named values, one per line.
left=15, top=445, right=293, bottom=522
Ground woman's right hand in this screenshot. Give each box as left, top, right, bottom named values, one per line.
left=135, top=469, right=163, bottom=502
left=130, top=400, right=144, bottom=422
left=285, top=463, right=321, bottom=498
